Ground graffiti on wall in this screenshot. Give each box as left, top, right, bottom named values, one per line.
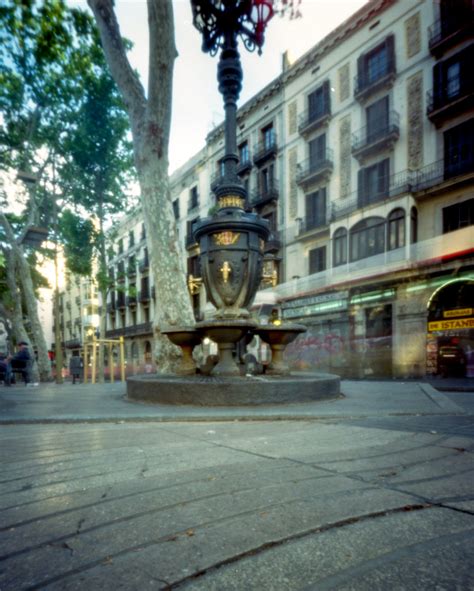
left=284, top=328, right=347, bottom=370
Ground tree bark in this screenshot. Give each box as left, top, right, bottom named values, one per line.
left=0, top=213, right=52, bottom=381
left=88, top=0, right=195, bottom=373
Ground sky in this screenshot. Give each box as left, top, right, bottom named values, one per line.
left=81, top=0, right=368, bottom=173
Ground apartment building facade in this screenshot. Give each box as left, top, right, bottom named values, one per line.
left=59, top=0, right=473, bottom=379
left=175, top=0, right=474, bottom=378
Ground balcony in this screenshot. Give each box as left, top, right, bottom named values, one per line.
left=264, top=231, right=282, bottom=253
left=127, top=264, right=137, bottom=278
left=236, top=157, right=252, bottom=176
left=413, top=156, right=474, bottom=198
left=126, top=293, right=137, bottom=307
left=427, top=84, right=474, bottom=128
left=297, top=217, right=329, bottom=237
left=248, top=180, right=279, bottom=209
left=354, top=60, right=396, bottom=103
left=116, top=292, right=126, bottom=308
left=296, top=150, right=334, bottom=189
left=331, top=169, right=414, bottom=221
left=253, top=135, right=278, bottom=167
left=65, top=338, right=81, bottom=349
left=298, top=107, right=331, bottom=137
left=429, top=11, right=474, bottom=56
left=139, top=288, right=151, bottom=303
left=352, top=112, right=400, bottom=163
left=105, top=322, right=153, bottom=339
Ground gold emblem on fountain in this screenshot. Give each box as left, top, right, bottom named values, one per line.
left=219, top=261, right=232, bottom=283
left=213, top=231, right=240, bottom=246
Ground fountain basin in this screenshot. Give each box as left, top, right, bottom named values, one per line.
left=127, top=372, right=340, bottom=406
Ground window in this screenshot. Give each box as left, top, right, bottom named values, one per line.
left=366, top=96, right=389, bottom=142
left=239, top=141, right=249, bottom=164
left=172, top=199, right=180, bottom=219
left=188, top=186, right=199, bottom=211
left=128, top=230, right=135, bottom=248
left=358, top=159, right=389, bottom=207
left=387, top=208, right=405, bottom=250
left=333, top=228, right=347, bottom=266
left=262, top=124, right=275, bottom=149
left=309, top=246, right=326, bottom=274
left=443, top=198, right=474, bottom=233
left=260, top=163, right=275, bottom=194
left=309, top=134, right=326, bottom=166
left=141, top=224, right=146, bottom=240
left=444, top=118, right=474, bottom=178
left=350, top=217, right=385, bottom=262
left=432, top=45, right=473, bottom=109
left=305, top=187, right=327, bottom=230
left=357, top=35, right=395, bottom=91
left=118, top=239, right=124, bottom=254
left=307, top=80, right=330, bottom=121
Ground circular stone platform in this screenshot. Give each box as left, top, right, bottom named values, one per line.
left=127, top=373, right=341, bottom=406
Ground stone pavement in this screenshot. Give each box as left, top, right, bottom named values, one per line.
left=0, top=379, right=473, bottom=590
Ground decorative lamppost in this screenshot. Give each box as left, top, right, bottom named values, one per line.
left=190, top=0, right=275, bottom=320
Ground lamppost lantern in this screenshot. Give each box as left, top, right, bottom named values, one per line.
left=250, top=0, right=274, bottom=50
left=191, top=0, right=274, bottom=55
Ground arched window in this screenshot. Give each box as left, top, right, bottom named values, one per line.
left=410, top=206, right=418, bottom=244
left=333, top=227, right=347, bottom=267
left=388, top=208, right=405, bottom=251
left=144, top=341, right=152, bottom=363
left=350, top=217, right=385, bottom=262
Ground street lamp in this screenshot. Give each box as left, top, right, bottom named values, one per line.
left=190, top=0, right=275, bottom=319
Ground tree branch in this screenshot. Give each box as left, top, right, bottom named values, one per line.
left=87, top=0, right=146, bottom=126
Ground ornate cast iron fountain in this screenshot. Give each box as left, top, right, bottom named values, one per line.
left=127, top=0, right=340, bottom=404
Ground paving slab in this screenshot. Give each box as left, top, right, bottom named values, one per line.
left=0, top=380, right=473, bottom=590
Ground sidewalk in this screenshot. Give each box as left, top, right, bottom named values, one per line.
left=0, top=378, right=468, bottom=423
left=0, top=380, right=473, bottom=590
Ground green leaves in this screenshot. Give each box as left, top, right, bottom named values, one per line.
left=59, top=209, right=95, bottom=276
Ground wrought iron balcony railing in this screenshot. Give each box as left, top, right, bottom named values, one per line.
left=296, top=149, right=334, bottom=187
left=354, top=58, right=396, bottom=101
left=352, top=111, right=400, bottom=161
left=298, top=105, right=331, bottom=136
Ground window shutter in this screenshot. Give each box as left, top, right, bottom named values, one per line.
left=357, top=168, right=366, bottom=207
left=322, top=80, right=330, bottom=114
left=357, top=54, right=365, bottom=91
left=385, top=34, right=395, bottom=73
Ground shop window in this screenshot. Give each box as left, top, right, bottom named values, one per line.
left=333, top=227, right=347, bottom=267
left=443, top=198, right=474, bottom=233
left=350, top=217, right=385, bottom=262
left=309, top=246, right=326, bottom=274
left=387, top=208, right=405, bottom=250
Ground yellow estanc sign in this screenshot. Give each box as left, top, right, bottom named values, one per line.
left=443, top=308, right=473, bottom=318
left=428, top=317, right=474, bottom=332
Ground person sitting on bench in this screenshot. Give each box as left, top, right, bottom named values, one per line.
left=4, top=341, right=32, bottom=386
